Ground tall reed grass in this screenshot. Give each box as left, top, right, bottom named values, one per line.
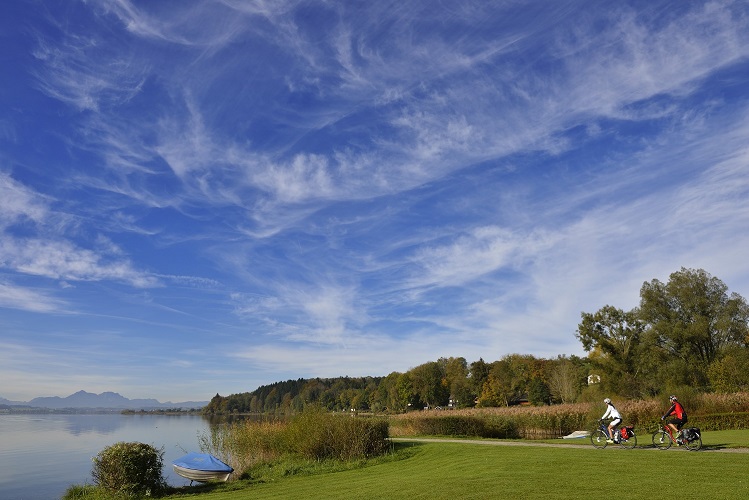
left=198, top=407, right=390, bottom=479
left=391, top=404, right=591, bottom=439
left=389, top=392, right=749, bottom=439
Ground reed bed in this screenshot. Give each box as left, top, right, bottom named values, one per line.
left=199, top=420, right=287, bottom=476
left=390, top=392, right=749, bottom=439
left=198, top=408, right=390, bottom=479
left=390, top=404, right=592, bottom=439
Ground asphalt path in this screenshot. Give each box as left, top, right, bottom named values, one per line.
left=390, top=436, right=749, bottom=452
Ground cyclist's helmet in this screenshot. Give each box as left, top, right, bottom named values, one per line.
left=603, top=398, right=611, bottom=404
left=669, top=395, right=677, bottom=401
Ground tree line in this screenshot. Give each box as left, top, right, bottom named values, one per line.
left=203, top=268, right=749, bottom=414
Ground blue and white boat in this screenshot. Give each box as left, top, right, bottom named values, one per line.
left=172, top=453, right=234, bottom=483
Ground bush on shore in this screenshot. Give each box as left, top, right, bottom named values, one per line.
left=66, top=441, right=167, bottom=499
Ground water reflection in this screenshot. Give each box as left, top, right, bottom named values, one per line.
left=0, top=414, right=215, bottom=500
left=61, top=414, right=216, bottom=436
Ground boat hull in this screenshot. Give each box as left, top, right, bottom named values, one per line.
left=172, top=452, right=234, bottom=483
left=173, top=464, right=232, bottom=482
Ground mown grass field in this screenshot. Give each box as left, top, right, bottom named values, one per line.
left=166, top=430, right=749, bottom=500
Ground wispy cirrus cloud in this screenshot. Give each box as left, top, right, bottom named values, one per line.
left=0, top=171, right=157, bottom=289
left=0, top=237, right=158, bottom=288
left=5, top=0, right=749, bottom=403
left=0, top=172, right=50, bottom=226
left=0, top=281, right=67, bottom=313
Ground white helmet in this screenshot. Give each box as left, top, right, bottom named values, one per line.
left=603, top=398, right=611, bottom=404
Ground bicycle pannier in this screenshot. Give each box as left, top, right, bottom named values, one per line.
left=683, top=427, right=699, bottom=441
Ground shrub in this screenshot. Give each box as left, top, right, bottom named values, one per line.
left=283, top=406, right=390, bottom=461
left=689, top=412, right=749, bottom=431
left=198, top=407, right=390, bottom=477
left=91, top=441, right=166, bottom=497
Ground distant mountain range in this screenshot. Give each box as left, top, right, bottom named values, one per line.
left=0, top=390, right=207, bottom=409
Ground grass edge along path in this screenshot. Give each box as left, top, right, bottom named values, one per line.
left=171, top=439, right=749, bottom=500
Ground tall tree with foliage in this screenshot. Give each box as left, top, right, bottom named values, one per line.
left=409, top=361, right=449, bottom=408
left=439, top=357, right=473, bottom=407
left=576, top=305, right=647, bottom=396
left=639, top=267, right=749, bottom=388
left=477, top=354, right=534, bottom=406
left=469, top=358, right=490, bottom=398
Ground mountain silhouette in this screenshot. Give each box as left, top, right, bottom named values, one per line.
left=0, top=390, right=206, bottom=409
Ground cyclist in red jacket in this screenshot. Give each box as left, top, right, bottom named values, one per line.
left=661, top=395, right=687, bottom=442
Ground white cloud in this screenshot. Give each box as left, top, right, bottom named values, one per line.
left=0, top=172, right=50, bottom=227
left=0, top=238, right=157, bottom=288
left=0, top=281, right=67, bottom=313
left=412, top=227, right=525, bottom=288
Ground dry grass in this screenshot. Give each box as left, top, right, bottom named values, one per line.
left=389, top=392, right=749, bottom=438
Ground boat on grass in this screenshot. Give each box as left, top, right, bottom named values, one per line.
left=172, top=453, right=234, bottom=484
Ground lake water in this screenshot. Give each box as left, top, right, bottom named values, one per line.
left=0, top=413, right=215, bottom=500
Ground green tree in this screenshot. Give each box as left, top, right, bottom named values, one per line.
left=477, top=354, right=533, bottom=407
left=528, top=377, right=552, bottom=405
left=410, top=361, right=449, bottom=407
left=440, top=357, right=473, bottom=408
left=707, top=347, right=749, bottom=393
left=469, top=358, right=490, bottom=398
left=395, top=372, right=418, bottom=411
left=576, top=305, right=646, bottom=396
left=639, top=267, right=749, bottom=388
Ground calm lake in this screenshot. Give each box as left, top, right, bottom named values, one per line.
left=0, top=413, right=216, bottom=500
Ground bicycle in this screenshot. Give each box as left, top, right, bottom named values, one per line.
left=590, top=420, right=637, bottom=449
left=651, top=423, right=702, bottom=451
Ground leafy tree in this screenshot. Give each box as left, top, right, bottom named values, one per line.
left=477, top=354, right=533, bottom=406
left=639, top=267, right=749, bottom=387
left=371, top=372, right=399, bottom=412
left=440, top=357, right=473, bottom=407
left=528, top=376, right=552, bottom=405
left=410, top=361, right=449, bottom=407
left=576, top=305, right=646, bottom=396
left=469, top=358, right=490, bottom=397
left=395, top=372, right=418, bottom=411
left=707, top=347, right=749, bottom=393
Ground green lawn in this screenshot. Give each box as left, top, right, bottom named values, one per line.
left=167, top=431, right=749, bottom=500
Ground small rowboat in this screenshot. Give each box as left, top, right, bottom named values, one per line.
left=172, top=453, right=234, bottom=484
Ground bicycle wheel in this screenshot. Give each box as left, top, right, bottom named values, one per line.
left=652, top=430, right=672, bottom=450
left=685, top=435, right=702, bottom=451
left=619, top=433, right=637, bottom=449
left=591, top=429, right=608, bottom=449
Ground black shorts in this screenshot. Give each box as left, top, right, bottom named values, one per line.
left=669, top=417, right=687, bottom=430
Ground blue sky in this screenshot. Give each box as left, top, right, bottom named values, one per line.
left=1, top=0, right=748, bottom=403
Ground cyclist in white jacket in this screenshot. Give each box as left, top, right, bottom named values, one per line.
left=601, top=398, right=622, bottom=442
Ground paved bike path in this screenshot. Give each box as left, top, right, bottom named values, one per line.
left=390, top=436, right=749, bottom=452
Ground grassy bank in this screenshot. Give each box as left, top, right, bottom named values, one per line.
left=165, top=434, right=749, bottom=499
